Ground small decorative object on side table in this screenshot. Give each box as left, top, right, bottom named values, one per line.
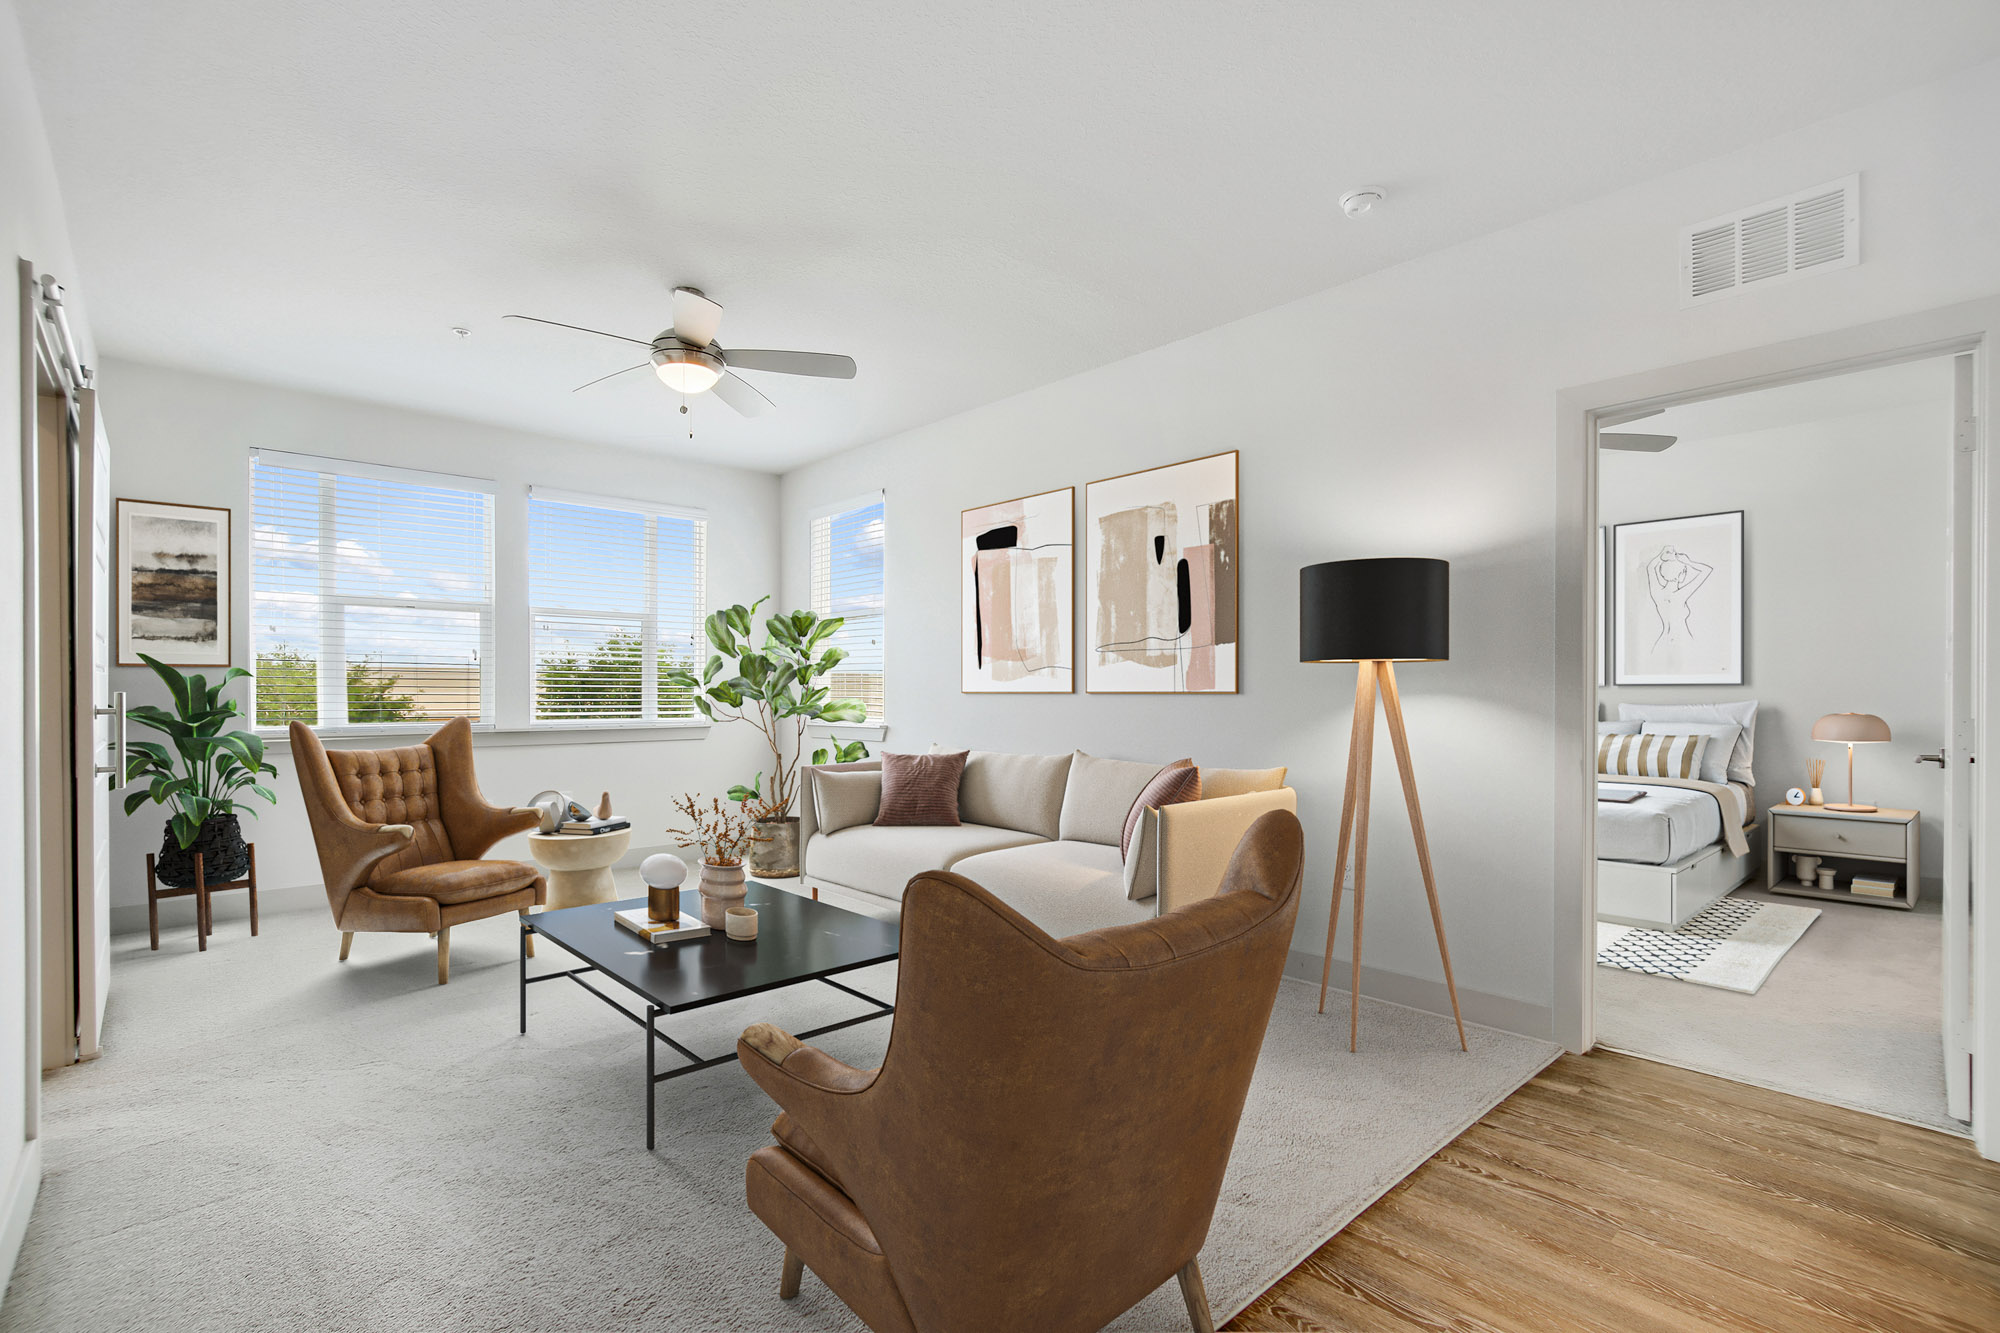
left=1766, top=804, right=1920, bottom=910
left=146, top=843, right=259, bottom=952
left=528, top=827, right=634, bottom=910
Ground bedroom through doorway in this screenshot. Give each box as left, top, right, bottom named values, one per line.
left=1590, top=352, right=1972, bottom=1135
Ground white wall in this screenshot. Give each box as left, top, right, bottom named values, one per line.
left=780, top=60, right=2000, bottom=1038
left=1601, top=398, right=1954, bottom=877
left=1, top=0, right=94, bottom=1292
left=99, top=357, right=779, bottom=926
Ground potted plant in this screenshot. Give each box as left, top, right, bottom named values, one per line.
left=664, top=598, right=871, bottom=878
left=122, top=653, right=280, bottom=889
left=667, top=794, right=769, bottom=927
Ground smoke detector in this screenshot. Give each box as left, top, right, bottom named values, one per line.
left=1339, top=187, right=1385, bottom=218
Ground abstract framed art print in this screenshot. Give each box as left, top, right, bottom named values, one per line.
left=1612, top=509, right=1742, bottom=685
left=961, top=487, right=1074, bottom=692
left=1084, top=451, right=1238, bottom=693
left=117, top=498, right=231, bottom=666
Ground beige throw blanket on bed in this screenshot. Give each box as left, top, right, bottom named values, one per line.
left=1598, top=776, right=1752, bottom=857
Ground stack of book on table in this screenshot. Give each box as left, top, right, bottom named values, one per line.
left=1850, top=875, right=1900, bottom=900
left=559, top=816, right=630, bottom=836
left=614, top=906, right=708, bottom=944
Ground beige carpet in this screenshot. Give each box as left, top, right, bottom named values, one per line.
left=3, top=884, right=1555, bottom=1332
left=1596, top=886, right=1964, bottom=1134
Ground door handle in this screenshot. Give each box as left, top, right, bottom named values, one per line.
left=94, top=690, right=127, bottom=789
left=1915, top=752, right=1946, bottom=768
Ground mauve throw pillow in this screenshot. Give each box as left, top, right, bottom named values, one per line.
left=1121, top=759, right=1200, bottom=857
left=874, top=750, right=969, bottom=827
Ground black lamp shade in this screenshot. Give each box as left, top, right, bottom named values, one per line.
left=1299, top=558, right=1449, bottom=662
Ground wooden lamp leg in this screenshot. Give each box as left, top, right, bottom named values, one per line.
left=1347, top=663, right=1379, bottom=1053
left=1318, top=663, right=1372, bottom=1015
left=146, top=852, right=160, bottom=951
left=1378, top=662, right=1468, bottom=1052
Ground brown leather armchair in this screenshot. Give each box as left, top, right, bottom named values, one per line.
left=736, top=808, right=1305, bottom=1333
left=291, top=717, right=544, bottom=984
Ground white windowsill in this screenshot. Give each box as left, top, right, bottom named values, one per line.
left=807, top=722, right=888, bottom=743
left=261, top=722, right=711, bottom=750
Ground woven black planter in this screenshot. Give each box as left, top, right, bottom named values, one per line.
left=155, top=814, right=249, bottom=889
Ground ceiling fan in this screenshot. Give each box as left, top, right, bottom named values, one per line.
left=1597, top=407, right=1676, bottom=452
left=503, top=286, right=856, bottom=418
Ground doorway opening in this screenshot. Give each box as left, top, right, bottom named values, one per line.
left=1586, top=351, right=1973, bottom=1134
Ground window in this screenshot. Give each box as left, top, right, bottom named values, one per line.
left=810, top=493, right=886, bottom=722
left=250, top=450, right=494, bottom=730
left=527, top=488, right=707, bottom=724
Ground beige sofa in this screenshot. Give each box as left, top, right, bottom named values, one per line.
left=797, top=750, right=1296, bottom=937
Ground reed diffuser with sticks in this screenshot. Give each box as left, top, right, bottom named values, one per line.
left=1806, top=758, right=1826, bottom=806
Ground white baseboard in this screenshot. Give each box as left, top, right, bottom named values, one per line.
left=1285, top=949, right=1555, bottom=1043
left=0, top=1140, right=42, bottom=1312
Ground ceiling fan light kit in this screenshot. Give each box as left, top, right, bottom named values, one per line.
left=652, top=343, right=724, bottom=393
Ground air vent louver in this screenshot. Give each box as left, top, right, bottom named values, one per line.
left=1679, top=174, right=1859, bottom=306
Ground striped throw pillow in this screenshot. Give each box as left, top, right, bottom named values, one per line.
left=1598, top=731, right=1710, bottom=781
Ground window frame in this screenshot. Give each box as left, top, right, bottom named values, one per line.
left=525, top=485, right=709, bottom=730
left=809, top=489, right=887, bottom=728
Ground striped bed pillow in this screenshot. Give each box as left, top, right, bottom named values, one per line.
left=1598, top=731, right=1710, bottom=781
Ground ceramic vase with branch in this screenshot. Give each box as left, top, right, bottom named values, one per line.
left=667, top=794, right=769, bottom=927
left=662, top=598, right=871, bottom=878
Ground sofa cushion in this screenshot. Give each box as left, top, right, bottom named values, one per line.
left=875, top=750, right=968, bottom=827
left=808, top=823, right=1045, bottom=902
left=958, top=750, right=1072, bottom=840
left=814, top=768, right=882, bottom=835
left=1057, top=752, right=1167, bottom=846
left=1121, top=759, right=1199, bottom=857
left=1197, top=765, right=1288, bottom=798
left=951, top=840, right=1156, bottom=939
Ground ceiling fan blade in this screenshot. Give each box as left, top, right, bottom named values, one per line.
left=502, top=314, right=654, bottom=348
left=1598, top=432, right=1678, bottom=452
left=671, top=287, right=724, bottom=348
left=722, top=349, right=858, bottom=379
left=710, top=370, right=775, bottom=417
left=572, top=363, right=651, bottom=393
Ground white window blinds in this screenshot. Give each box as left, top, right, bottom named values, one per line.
left=810, top=493, right=885, bottom=722
left=528, top=488, right=707, bottom=724
left=249, top=450, right=495, bottom=730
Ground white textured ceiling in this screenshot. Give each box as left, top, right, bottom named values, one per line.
left=19, top=2, right=2000, bottom=472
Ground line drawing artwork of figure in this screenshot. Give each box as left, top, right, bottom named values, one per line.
left=1645, top=544, right=1713, bottom=650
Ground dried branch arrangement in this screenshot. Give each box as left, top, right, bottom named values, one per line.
left=667, top=794, right=769, bottom=867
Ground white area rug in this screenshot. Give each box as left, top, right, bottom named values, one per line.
left=3, top=894, right=1555, bottom=1332
left=1597, top=896, right=1820, bottom=994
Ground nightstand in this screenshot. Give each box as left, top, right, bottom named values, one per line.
left=1766, top=804, right=1920, bottom=909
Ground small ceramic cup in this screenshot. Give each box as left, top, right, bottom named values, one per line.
left=1817, top=868, right=1838, bottom=892
left=725, top=906, right=759, bottom=941
left=1793, top=854, right=1821, bottom=884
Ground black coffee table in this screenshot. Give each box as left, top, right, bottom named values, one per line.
left=520, top=883, right=900, bottom=1147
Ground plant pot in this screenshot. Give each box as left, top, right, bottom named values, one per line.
left=698, top=860, right=748, bottom=927
left=750, top=817, right=800, bottom=878
left=155, top=814, right=249, bottom=889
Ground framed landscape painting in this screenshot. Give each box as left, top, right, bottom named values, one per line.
left=1084, top=451, right=1238, bottom=694
left=961, top=487, right=1075, bottom=692
left=1612, top=509, right=1742, bottom=685
left=117, top=498, right=230, bottom=666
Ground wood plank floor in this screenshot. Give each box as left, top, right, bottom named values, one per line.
left=1227, top=1050, right=2000, bottom=1333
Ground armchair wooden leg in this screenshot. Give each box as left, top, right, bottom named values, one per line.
left=1176, top=1258, right=1214, bottom=1333
left=520, top=907, right=535, bottom=958
left=339, top=931, right=354, bottom=962
left=779, top=1247, right=803, bottom=1300
left=437, top=926, right=451, bottom=985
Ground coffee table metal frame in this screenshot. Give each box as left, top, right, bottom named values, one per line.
left=518, top=887, right=896, bottom=1148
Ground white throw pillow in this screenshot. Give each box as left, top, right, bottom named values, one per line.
left=1640, top=721, right=1738, bottom=786
left=1598, top=732, right=1709, bottom=781
left=1618, top=701, right=1758, bottom=785
left=1597, top=720, right=1642, bottom=737
left=813, top=769, right=882, bottom=836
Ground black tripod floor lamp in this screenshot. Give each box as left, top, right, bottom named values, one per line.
left=1300, top=558, right=1467, bottom=1052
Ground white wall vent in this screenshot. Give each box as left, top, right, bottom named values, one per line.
left=1679, top=174, right=1859, bottom=307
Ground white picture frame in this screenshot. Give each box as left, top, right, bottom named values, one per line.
left=1612, top=510, right=1742, bottom=686
left=117, top=498, right=231, bottom=667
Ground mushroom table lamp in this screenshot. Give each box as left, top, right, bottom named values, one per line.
left=1299, top=557, right=1465, bottom=1053
left=1811, top=712, right=1891, bottom=813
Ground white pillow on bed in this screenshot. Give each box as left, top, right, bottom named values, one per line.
left=1640, top=721, right=1738, bottom=786
left=1597, top=720, right=1642, bottom=736
left=1618, top=701, right=1758, bottom=785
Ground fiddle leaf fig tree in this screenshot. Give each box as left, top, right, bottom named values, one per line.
left=123, top=653, right=281, bottom=848
left=663, top=597, right=869, bottom=819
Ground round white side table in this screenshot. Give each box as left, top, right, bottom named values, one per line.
left=528, top=830, right=633, bottom=910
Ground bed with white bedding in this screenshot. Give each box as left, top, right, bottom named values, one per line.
left=1596, top=701, right=1765, bottom=929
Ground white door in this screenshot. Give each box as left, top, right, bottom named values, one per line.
left=71, top=388, right=115, bottom=1060
left=1943, top=352, right=1977, bottom=1121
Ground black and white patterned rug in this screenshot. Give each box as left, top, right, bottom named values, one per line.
left=1596, top=895, right=1820, bottom=994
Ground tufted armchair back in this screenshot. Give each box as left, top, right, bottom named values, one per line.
left=323, top=744, right=456, bottom=876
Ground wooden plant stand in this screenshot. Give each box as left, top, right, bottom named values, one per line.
left=147, top=843, right=259, bottom=952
